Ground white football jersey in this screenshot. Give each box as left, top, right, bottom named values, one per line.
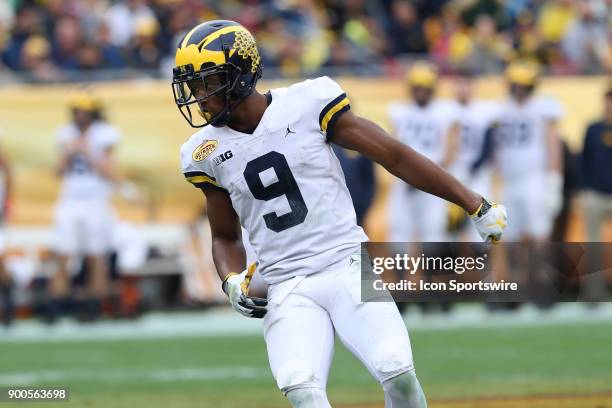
left=388, top=100, right=457, bottom=164
left=493, top=96, right=563, bottom=179
left=181, top=76, right=367, bottom=285
left=56, top=121, right=120, bottom=201
left=448, top=100, right=500, bottom=172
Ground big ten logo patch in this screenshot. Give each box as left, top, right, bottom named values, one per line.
left=213, top=150, right=234, bottom=166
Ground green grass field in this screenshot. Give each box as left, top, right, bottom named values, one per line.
left=1, top=310, right=611, bottom=408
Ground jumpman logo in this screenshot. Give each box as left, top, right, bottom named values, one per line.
left=285, top=125, right=296, bottom=137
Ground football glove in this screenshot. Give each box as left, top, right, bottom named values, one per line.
left=221, top=262, right=268, bottom=319
left=469, top=198, right=508, bottom=243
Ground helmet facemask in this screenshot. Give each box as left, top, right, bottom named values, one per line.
left=172, top=62, right=242, bottom=128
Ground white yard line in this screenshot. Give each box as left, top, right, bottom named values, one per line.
left=1, top=303, right=611, bottom=343
left=0, top=367, right=268, bottom=386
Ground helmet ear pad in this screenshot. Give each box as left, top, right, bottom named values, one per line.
left=227, top=61, right=262, bottom=101
left=220, top=35, right=263, bottom=101
left=229, top=72, right=252, bottom=100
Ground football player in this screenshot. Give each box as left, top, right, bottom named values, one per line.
left=173, top=21, right=507, bottom=408
left=387, top=62, right=459, bottom=242
left=446, top=70, right=500, bottom=241
left=48, top=91, right=120, bottom=321
left=490, top=61, right=563, bottom=241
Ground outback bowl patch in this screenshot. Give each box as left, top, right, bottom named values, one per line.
left=192, top=140, right=218, bottom=161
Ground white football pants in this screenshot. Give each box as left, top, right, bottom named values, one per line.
left=263, top=249, right=415, bottom=395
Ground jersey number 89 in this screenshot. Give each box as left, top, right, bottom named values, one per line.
left=244, top=151, right=308, bottom=232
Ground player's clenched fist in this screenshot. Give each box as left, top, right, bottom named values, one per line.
left=222, top=263, right=268, bottom=318
left=470, top=198, right=508, bottom=242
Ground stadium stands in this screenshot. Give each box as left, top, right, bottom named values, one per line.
left=0, top=0, right=610, bottom=83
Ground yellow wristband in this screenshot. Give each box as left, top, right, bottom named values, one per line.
left=221, top=272, right=239, bottom=294
left=469, top=198, right=493, bottom=219
left=222, top=272, right=238, bottom=283
left=469, top=201, right=484, bottom=219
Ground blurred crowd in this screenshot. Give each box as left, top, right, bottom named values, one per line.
left=1, top=0, right=612, bottom=82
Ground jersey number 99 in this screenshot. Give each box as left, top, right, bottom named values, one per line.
left=244, top=151, right=308, bottom=232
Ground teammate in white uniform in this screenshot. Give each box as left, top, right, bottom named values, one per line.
left=387, top=62, right=458, bottom=242
left=446, top=71, right=500, bottom=241
left=173, top=21, right=507, bottom=408
left=491, top=61, right=563, bottom=241
left=48, top=92, right=120, bottom=321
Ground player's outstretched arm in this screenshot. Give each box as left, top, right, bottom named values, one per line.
left=332, top=110, right=481, bottom=213
left=200, top=186, right=267, bottom=318
left=331, top=111, right=507, bottom=242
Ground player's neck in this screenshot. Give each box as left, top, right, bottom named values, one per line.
left=76, top=123, right=92, bottom=133
left=228, top=92, right=268, bottom=134
left=512, top=96, right=530, bottom=105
